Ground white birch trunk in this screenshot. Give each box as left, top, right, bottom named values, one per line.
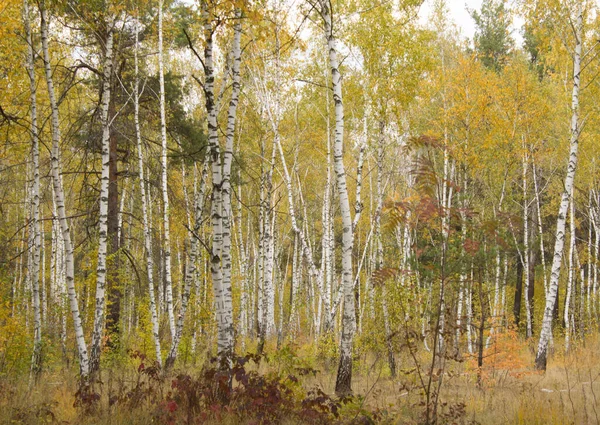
left=24, top=0, right=42, bottom=378
left=535, top=4, right=582, bottom=370
left=218, top=7, right=242, bottom=358
left=523, top=151, right=533, bottom=338
left=318, top=0, right=355, bottom=396
left=40, top=0, right=89, bottom=378
left=134, top=22, right=162, bottom=366
left=158, top=0, right=176, bottom=339
left=532, top=159, right=548, bottom=297
left=90, top=25, right=114, bottom=375
left=565, top=196, right=575, bottom=352
left=201, top=4, right=241, bottom=359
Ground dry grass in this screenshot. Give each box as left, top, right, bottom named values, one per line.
left=2, top=336, right=600, bottom=424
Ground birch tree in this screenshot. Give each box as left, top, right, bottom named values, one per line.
left=535, top=1, right=582, bottom=371
left=133, top=16, right=162, bottom=366
left=190, top=1, right=243, bottom=360
left=158, top=0, right=176, bottom=339
left=24, top=0, right=42, bottom=379
left=90, top=21, right=114, bottom=375
left=39, top=0, right=90, bottom=379
left=317, top=0, right=356, bottom=396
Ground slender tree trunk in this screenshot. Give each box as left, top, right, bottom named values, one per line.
left=532, top=159, right=548, bottom=297
left=565, top=196, right=575, bottom=352
left=535, top=4, right=582, bottom=370
left=165, top=161, right=209, bottom=368
left=158, top=0, right=176, bottom=339
left=24, top=0, right=42, bottom=379
left=322, top=127, right=333, bottom=333
left=40, top=0, right=89, bottom=379
left=134, top=22, right=162, bottom=366
left=258, top=140, right=277, bottom=353
left=90, top=24, right=114, bottom=376
left=318, top=0, right=355, bottom=396
left=514, top=253, right=523, bottom=326
left=106, top=87, right=121, bottom=346
left=523, top=151, right=533, bottom=338
left=375, top=122, right=395, bottom=376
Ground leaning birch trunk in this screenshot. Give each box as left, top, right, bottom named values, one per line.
left=535, top=4, right=582, bottom=370
left=318, top=0, right=355, bottom=396
left=90, top=25, right=114, bottom=375
left=158, top=0, right=176, bottom=339
left=523, top=151, right=533, bottom=338
left=40, top=0, right=89, bottom=379
left=134, top=21, right=162, bottom=366
left=24, top=0, right=42, bottom=379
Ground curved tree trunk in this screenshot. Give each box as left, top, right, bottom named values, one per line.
left=40, top=0, right=89, bottom=379
left=535, top=4, right=582, bottom=371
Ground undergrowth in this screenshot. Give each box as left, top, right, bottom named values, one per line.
left=4, top=335, right=600, bottom=424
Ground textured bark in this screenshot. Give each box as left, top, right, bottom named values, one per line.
left=134, top=21, right=162, bottom=366
left=535, top=5, right=582, bottom=370
left=523, top=152, right=533, bottom=338
left=258, top=137, right=277, bottom=353
left=318, top=0, right=355, bottom=397
left=236, top=171, right=250, bottom=339
left=321, top=128, right=333, bottom=333
left=24, top=0, right=42, bottom=379
left=40, top=0, right=89, bottom=378
left=200, top=3, right=242, bottom=360
left=532, top=160, right=548, bottom=297
left=565, top=197, right=575, bottom=352
left=158, top=0, right=176, bottom=339
left=90, top=25, right=114, bottom=375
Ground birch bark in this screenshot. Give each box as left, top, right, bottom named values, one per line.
left=317, top=0, right=356, bottom=396
left=158, top=0, right=176, bottom=339
left=134, top=21, right=162, bottom=366
left=200, top=3, right=241, bottom=359
left=40, top=0, right=89, bottom=378
left=535, top=4, right=582, bottom=370
left=565, top=196, right=575, bottom=352
left=523, top=151, right=533, bottom=338
left=24, top=0, right=42, bottom=378
left=90, top=24, right=114, bottom=375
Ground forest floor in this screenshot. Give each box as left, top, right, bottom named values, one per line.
left=2, top=335, right=600, bottom=424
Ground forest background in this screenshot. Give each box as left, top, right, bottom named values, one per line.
left=1, top=0, right=600, bottom=423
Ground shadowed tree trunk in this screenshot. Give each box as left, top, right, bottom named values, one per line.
left=514, top=252, right=523, bottom=327
left=106, top=94, right=121, bottom=349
